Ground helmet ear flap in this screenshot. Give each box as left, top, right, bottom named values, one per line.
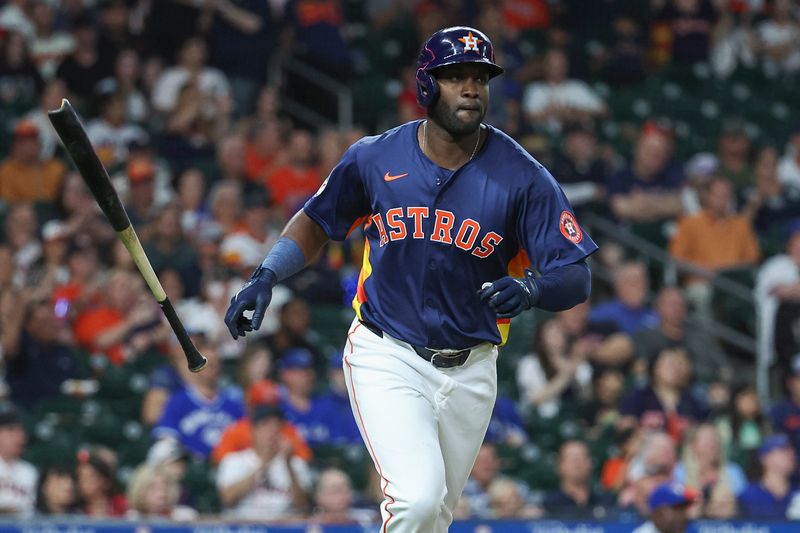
left=416, top=69, right=439, bottom=107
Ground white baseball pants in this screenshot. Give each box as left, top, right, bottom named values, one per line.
left=342, top=318, right=498, bottom=532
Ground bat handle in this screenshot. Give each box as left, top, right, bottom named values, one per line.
left=160, top=298, right=208, bottom=372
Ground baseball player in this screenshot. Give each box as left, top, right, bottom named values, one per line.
left=225, top=26, right=598, bottom=532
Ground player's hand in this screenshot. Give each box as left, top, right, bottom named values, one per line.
left=478, top=273, right=538, bottom=319
left=224, top=266, right=276, bottom=340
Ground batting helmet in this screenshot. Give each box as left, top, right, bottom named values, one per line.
left=416, top=26, right=504, bottom=107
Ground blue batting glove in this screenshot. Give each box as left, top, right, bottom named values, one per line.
left=225, top=266, right=276, bottom=340
left=478, top=272, right=539, bottom=319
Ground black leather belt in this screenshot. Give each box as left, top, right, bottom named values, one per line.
left=359, top=320, right=471, bottom=368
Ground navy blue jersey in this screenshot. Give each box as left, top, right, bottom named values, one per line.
left=304, top=120, right=598, bottom=349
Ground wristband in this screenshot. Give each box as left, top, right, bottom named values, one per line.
left=261, top=237, right=306, bottom=283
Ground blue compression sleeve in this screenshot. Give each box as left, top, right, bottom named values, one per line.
left=260, top=237, right=306, bottom=283
left=530, top=260, right=591, bottom=312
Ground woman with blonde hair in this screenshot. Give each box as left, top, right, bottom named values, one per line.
left=126, top=463, right=197, bottom=521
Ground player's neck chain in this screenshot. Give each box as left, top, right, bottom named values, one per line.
left=421, top=120, right=481, bottom=165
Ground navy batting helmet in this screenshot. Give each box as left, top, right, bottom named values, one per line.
left=416, top=26, right=504, bottom=108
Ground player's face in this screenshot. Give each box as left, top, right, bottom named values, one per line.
left=430, top=63, right=490, bottom=136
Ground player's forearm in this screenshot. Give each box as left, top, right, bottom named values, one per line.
left=260, top=210, right=329, bottom=282
left=532, top=261, right=591, bottom=311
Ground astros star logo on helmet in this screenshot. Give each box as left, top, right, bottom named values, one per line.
left=459, top=31, right=483, bottom=52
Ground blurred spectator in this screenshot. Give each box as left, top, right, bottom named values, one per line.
left=669, top=175, right=760, bottom=320
left=264, top=298, right=324, bottom=370
left=4, top=203, right=41, bottom=285
left=555, top=301, right=635, bottom=372
left=619, top=432, right=678, bottom=518
left=778, top=124, right=800, bottom=188
left=85, top=89, right=149, bottom=169
left=672, top=423, right=744, bottom=518
left=54, top=18, right=106, bottom=102
left=143, top=203, right=203, bottom=298
left=176, top=167, right=211, bottom=239
left=4, top=297, right=78, bottom=411
left=277, top=348, right=331, bottom=448
left=126, top=463, right=197, bottom=521
left=217, top=404, right=311, bottom=520
left=122, top=157, right=159, bottom=229
left=30, top=219, right=70, bottom=289
left=710, top=0, right=758, bottom=79
left=737, top=433, right=800, bottom=519
left=208, top=180, right=243, bottom=237
left=151, top=36, right=230, bottom=115
left=744, top=145, right=800, bottom=245
left=0, top=31, right=43, bottom=113
left=264, top=129, right=321, bottom=215
left=29, top=0, right=75, bottom=79
left=0, top=1, right=35, bottom=41
left=203, top=0, right=273, bottom=117
left=463, top=442, right=533, bottom=519
left=94, top=48, right=149, bottom=124
left=73, top=269, right=169, bottom=366
left=714, top=384, right=767, bottom=467
left=153, top=347, right=245, bottom=458
left=618, top=347, right=708, bottom=442
left=582, top=369, right=626, bottom=436
left=0, top=405, right=36, bottom=516
left=550, top=123, right=609, bottom=210
left=714, top=119, right=754, bottom=195
left=632, top=482, right=696, bottom=533
left=145, top=438, right=190, bottom=495
left=95, top=0, right=135, bottom=74
left=140, top=337, right=193, bottom=426
left=75, top=446, right=127, bottom=517
left=310, top=468, right=378, bottom=525
left=487, top=477, right=543, bottom=519
left=603, top=14, right=648, bottom=85
left=0, top=120, right=66, bottom=203
left=244, top=120, right=284, bottom=181
left=36, top=466, right=78, bottom=515
left=54, top=172, right=116, bottom=248
left=219, top=186, right=279, bottom=274
left=522, top=48, right=607, bottom=134
left=544, top=440, right=616, bottom=518
left=315, top=352, right=361, bottom=445
left=633, top=286, right=729, bottom=383
left=769, top=355, right=800, bottom=459
left=145, top=0, right=206, bottom=62
left=655, top=0, right=719, bottom=64
left=21, top=78, right=69, bottom=159
left=755, top=0, right=800, bottom=77
left=600, top=427, right=640, bottom=493
left=589, top=261, right=658, bottom=336
left=485, top=394, right=528, bottom=448
left=516, top=318, right=592, bottom=419
left=607, top=126, right=685, bottom=224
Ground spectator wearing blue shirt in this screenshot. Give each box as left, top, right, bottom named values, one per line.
left=277, top=348, right=330, bottom=447
left=315, top=352, right=360, bottom=446
left=770, top=355, right=800, bottom=458
left=589, top=261, right=658, bottom=336
left=738, top=434, right=800, bottom=519
left=141, top=340, right=192, bottom=427
left=153, top=347, right=245, bottom=458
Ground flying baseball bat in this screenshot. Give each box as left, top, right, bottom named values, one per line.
left=48, top=99, right=207, bottom=373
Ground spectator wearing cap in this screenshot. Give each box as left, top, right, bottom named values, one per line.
left=75, top=446, right=127, bottom=517
left=314, top=352, right=361, bottom=446
left=755, top=220, right=800, bottom=373
left=544, top=440, right=616, bottom=519
left=522, top=48, right=607, bottom=135
left=277, top=348, right=331, bottom=448
left=606, top=126, right=685, bottom=226
left=632, top=482, right=696, bottom=533
left=4, top=296, right=78, bottom=411
left=153, top=343, right=245, bottom=458
left=263, top=129, right=322, bottom=216
left=146, top=438, right=189, bottom=487
left=0, top=405, right=37, bottom=516
left=779, top=123, right=800, bottom=188
left=737, top=434, right=800, bottom=519
left=549, top=123, right=610, bottom=211
left=0, top=120, right=66, bottom=204
left=669, top=175, right=760, bottom=321
left=217, top=403, right=312, bottom=521
left=769, top=355, right=800, bottom=458
left=122, top=156, right=159, bottom=230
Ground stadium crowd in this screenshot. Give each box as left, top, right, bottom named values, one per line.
left=1, top=0, right=800, bottom=526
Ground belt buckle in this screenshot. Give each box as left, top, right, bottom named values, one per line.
left=428, top=349, right=462, bottom=368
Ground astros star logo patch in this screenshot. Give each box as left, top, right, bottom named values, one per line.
left=459, top=32, right=483, bottom=52
left=559, top=211, right=583, bottom=244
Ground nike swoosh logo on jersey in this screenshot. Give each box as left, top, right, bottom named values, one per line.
left=384, top=171, right=409, bottom=182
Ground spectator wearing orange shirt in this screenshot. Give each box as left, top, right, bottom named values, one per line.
left=264, top=129, right=321, bottom=215
left=73, top=269, right=169, bottom=366
left=244, top=121, right=284, bottom=181
left=0, top=120, right=65, bottom=204
left=669, top=175, right=760, bottom=320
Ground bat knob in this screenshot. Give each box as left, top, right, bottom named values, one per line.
left=189, top=355, right=208, bottom=373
